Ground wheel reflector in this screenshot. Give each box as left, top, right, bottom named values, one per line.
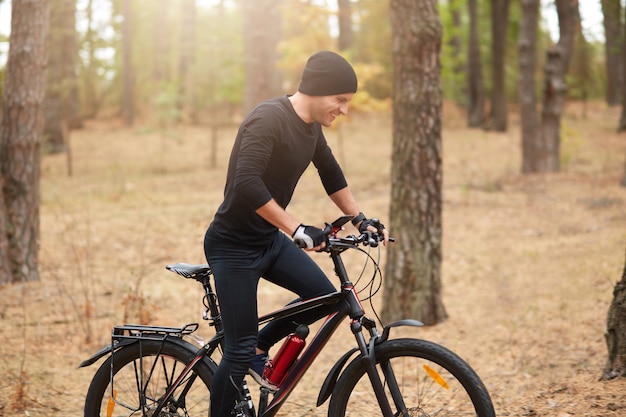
left=106, top=388, right=117, bottom=417
left=423, top=365, right=449, bottom=389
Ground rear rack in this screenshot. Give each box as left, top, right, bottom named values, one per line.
left=112, top=323, right=199, bottom=342
left=107, top=323, right=201, bottom=412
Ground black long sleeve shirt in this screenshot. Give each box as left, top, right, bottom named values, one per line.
left=209, top=96, right=347, bottom=246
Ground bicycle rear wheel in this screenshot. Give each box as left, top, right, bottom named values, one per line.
left=84, top=339, right=214, bottom=417
left=329, top=338, right=495, bottom=417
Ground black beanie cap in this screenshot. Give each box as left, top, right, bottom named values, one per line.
left=298, top=51, right=358, bottom=96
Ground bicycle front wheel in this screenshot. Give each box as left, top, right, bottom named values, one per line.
left=329, top=338, right=495, bottom=417
left=84, top=339, right=214, bottom=417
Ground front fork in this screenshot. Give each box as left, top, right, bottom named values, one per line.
left=351, top=318, right=424, bottom=417
left=351, top=318, right=396, bottom=417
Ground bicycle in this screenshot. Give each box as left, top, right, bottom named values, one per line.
left=80, top=215, right=496, bottom=416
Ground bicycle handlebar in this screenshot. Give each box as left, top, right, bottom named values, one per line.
left=294, top=216, right=393, bottom=250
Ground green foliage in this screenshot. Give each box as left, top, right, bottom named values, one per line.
left=278, top=1, right=337, bottom=92
left=194, top=5, right=244, bottom=109
left=567, top=33, right=605, bottom=100
left=277, top=1, right=390, bottom=113
left=351, top=0, right=392, bottom=100
left=101, top=0, right=244, bottom=119
left=21, top=0, right=611, bottom=121
left=440, top=0, right=467, bottom=106
left=153, top=81, right=181, bottom=129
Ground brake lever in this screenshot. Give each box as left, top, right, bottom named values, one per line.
left=316, top=223, right=334, bottom=252
left=363, top=231, right=378, bottom=247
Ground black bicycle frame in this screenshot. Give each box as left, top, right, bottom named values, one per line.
left=192, top=288, right=351, bottom=415
left=194, top=247, right=395, bottom=417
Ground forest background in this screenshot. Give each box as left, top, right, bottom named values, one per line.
left=0, top=0, right=626, bottom=416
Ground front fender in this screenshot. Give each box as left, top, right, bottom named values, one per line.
left=317, top=347, right=359, bottom=406
left=380, top=319, right=423, bottom=342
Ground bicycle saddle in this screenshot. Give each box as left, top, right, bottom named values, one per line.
left=166, top=263, right=211, bottom=278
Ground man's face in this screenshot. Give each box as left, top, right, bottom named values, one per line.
left=310, top=93, right=354, bottom=127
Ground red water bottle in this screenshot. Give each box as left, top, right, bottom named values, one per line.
left=263, top=324, right=309, bottom=386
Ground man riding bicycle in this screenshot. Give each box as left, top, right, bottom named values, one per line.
left=203, top=50, right=388, bottom=417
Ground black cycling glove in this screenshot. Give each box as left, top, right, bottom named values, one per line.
left=356, top=215, right=385, bottom=234
left=292, top=224, right=325, bottom=249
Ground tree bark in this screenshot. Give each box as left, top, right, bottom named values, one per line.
left=385, top=0, right=446, bottom=326
left=601, top=0, right=622, bottom=106
left=489, top=0, right=509, bottom=132
left=43, top=0, right=77, bottom=154
left=82, top=0, right=100, bottom=118
left=617, top=3, right=626, bottom=132
left=519, top=0, right=540, bottom=173
left=467, top=0, right=485, bottom=127
left=539, top=0, right=579, bottom=172
left=0, top=0, right=48, bottom=284
left=603, top=246, right=626, bottom=379
left=337, top=0, right=353, bottom=51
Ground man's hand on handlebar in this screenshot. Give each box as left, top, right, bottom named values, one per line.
left=292, top=224, right=327, bottom=251
left=356, top=216, right=390, bottom=246
left=292, top=215, right=390, bottom=250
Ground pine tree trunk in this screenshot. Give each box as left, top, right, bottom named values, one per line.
left=0, top=0, right=48, bottom=284
left=489, top=0, right=509, bottom=132
left=0, top=187, right=10, bottom=282
left=384, top=0, right=446, bottom=326
left=519, top=0, right=540, bottom=173
left=538, top=0, right=578, bottom=172
left=43, top=0, right=77, bottom=154
left=337, top=0, right=353, bottom=51
left=467, top=0, right=485, bottom=128
left=603, top=247, right=626, bottom=379
left=617, top=4, right=626, bottom=132
left=601, top=0, right=623, bottom=106
left=83, top=0, right=99, bottom=118
left=539, top=47, right=566, bottom=172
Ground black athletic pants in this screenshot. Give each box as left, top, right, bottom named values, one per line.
left=204, top=229, right=336, bottom=417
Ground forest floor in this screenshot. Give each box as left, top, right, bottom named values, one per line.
left=1, top=101, right=626, bottom=416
